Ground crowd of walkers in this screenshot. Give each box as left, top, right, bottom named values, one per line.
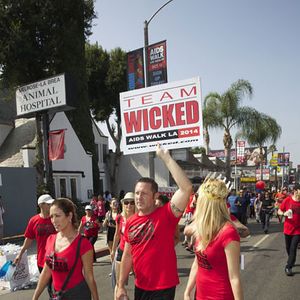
left=10, top=144, right=300, bottom=299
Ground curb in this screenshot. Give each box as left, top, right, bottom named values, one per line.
left=95, top=247, right=110, bottom=258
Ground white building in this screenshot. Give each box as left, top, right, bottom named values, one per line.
left=0, top=104, right=109, bottom=202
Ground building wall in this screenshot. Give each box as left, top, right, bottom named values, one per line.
left=92, top=123, right=109, bottom=194
left=50, top=112, right=93, bottom=202
left=0, top=167, right=36, bottom=236
left=116, top=152, right=171, bottom=193
left=22, top=147, right=35, bottom=167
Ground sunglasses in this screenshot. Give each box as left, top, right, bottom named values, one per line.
left=123, top=201, right=135, bottom=205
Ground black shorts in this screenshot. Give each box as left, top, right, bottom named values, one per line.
left=107, top=226, right=116, bottom=243
left=134, top=286, right=176, bottom=300
left=116, top=247, right=123, bottom=262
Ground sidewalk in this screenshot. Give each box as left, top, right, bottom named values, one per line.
left=94, top=231, right=109, bottom=258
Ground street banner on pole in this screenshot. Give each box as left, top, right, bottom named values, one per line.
left=277, top=152, right=290, bottom=166
left=270, top=153, right=278, bottom=167
left=127, top=48, right=145, bottom=90
left=146, top=40, right=167, bottom=86
left=236, top=140, right=245, bottom=163
left=48, top=129, right=65, bottom=160
left=120, top=77, right=203, bottom=155
left=209, top=146, right=267, bottom=166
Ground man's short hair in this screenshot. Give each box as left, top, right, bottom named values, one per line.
left=135, top=177, right=158, bottom=193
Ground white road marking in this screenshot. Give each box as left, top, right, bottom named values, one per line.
left=240, top=235, right=270, bottom=270
left=252, top=234, right=269, bottom=248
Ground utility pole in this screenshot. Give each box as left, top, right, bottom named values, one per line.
left=143, top=0, right=174, bottom=179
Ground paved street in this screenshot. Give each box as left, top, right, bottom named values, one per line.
left=0, top=218, right=299, bottom=299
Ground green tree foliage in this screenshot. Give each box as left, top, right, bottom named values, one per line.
left=86, top=43, right=127, bottom=194
left=0, top=0, right=101, bottom=194
left=204, top=79, right=253, bottom=179
left=191, top=147, right=207, bottom=155
left=237, top=109, right=281, bottom=179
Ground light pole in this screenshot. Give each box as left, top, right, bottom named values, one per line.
left=144, top=0, right=174, bottom=178
left=144, top=0, right=174, bottom=87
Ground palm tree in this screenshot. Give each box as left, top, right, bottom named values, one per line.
left=202, top=98, right=220, bottom=154
left=204, top=79, right=253, bottom=179
left=238, top=110, right=282, bottom=180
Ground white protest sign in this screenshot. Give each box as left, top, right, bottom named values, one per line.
left=120, top=77, right=203, bottom=155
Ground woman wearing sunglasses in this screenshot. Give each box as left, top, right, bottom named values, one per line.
left=111, top=192, right=136, bottom=299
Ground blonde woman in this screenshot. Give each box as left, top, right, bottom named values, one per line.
left=184, top=176, right=243, bottom=300
left=111, top=192, right=136, bottom=299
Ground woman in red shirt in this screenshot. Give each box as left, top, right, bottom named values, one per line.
left=32, top=198, right=99, bottom=300
left=111, top=192, right=136, bottom=299
left=184, top=176, right=243, bottom=300
left=78, top=205, right=100, bottom=262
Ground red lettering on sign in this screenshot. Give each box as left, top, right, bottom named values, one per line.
left=162, top=104, right=175, bottom=127
left=149, top=107, right=161, bottom=129
left=180, top=86, right=197, bottom=97
left=123, top=100, right=200, bottom=134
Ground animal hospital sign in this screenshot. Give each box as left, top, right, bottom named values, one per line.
left=16, top=74, right=68, bottom=117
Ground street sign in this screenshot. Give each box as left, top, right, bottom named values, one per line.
left=16, top=74, right=74, bottom=118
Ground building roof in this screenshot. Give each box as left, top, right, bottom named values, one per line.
left=0, top=118, right=36, bottom=167
left=193, top=153, right=224, bottom=170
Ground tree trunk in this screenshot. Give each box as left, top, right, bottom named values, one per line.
left=223, top=130, right=233, bottom=180
left=105, top=118, right=122, bottom=196
left=34, top=114, right=46, bottom=195
left=259, top=146, right=264, bottom=181
left=204, top=126, right=210, bottom=155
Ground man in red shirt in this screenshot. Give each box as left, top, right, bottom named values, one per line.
left=116, top=144, right=192, bottom=300
left=278, top=184, right=300, bottom=276
left=14, top=194, right=56, bottom=294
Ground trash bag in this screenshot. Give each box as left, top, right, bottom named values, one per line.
left=0, top=260, right=16, bottom=281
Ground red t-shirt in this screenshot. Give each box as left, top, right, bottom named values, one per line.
left=230, top=214, right=237, bottom=222
left=280, top=196, right=300, bottom=235
left=124, top=203, right=180, bottom=290
left=24, top=214, right=56, bottom=267
left=45, top=234, right=92, bottom=291
left=195, top=223, right=240, bottom=300
left=81, top=215, right=99, bottom=237
left=185, top=194, right=196, bottom=214
left=96, top=201, right=106, bottom=217
left=116, top=214, right=127, bottom=251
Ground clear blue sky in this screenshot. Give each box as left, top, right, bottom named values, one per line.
left=89, top=0, right=300, bottom=166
